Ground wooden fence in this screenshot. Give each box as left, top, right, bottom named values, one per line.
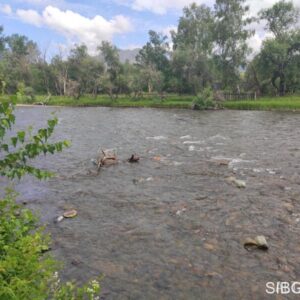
left=223, top=92, right=257, bottom=101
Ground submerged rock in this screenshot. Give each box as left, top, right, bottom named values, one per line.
left=227, top=176, right=246, bottom=188
left=153, top=156, right=161, bottom=161
left=63, top=209, right=78, bottom=218
left=55, top=215, right=64, bottom=223
left=255, top=235, right=268, bottom=250
left=176, top=208, right=187, bottom=216
left=244, top=235, right=268, bottom=251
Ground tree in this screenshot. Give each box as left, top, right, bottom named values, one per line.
left=0, top=26, right=6, bottom=94
left=67, top=44, right=104, bottom=99
left=98, top=41, right=122, bottom=98
left=2, top=34, right=40, bottom=93
left=0, top=26, right=5, bottom=53
left=171, top=4, right=215, bottom=94
left=51, top=53, right=69, bottom=96
left=254, top=0, right=300, bottom=95
left=213, top=0, right=254, bottom=90
left=259, top=0, right=299, bottom=40
left=173, top=3, right=214, bottom=54
left=253, top=30, right=300, bottom=95
left=136, top=30, right=170, bottom=93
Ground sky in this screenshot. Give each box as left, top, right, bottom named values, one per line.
left=0, top=0, right=298, bottom=57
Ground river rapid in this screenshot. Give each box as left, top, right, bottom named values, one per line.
left=9, top=107, right=300, bottom=299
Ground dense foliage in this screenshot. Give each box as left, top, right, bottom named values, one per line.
left=0, top=190, right=100, bottom=300
left=0, top=0, right=299, bottom=99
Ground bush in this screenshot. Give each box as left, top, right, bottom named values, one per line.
left=192, top=87, right=215, bottom=110
left=16, top=83, right=35, bottom=104
left=24, top=87, right=36, bottom=103
left=0, top=190, right=101, bottom=300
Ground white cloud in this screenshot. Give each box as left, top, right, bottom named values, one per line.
left=121, top=0, right=297, bottom=15
left=131, top=0, right=206, bottom=14
left=0, top=4, right=12, bottom=15
left=15, top=0, right=65, bottom=6
left=15, top=6, right=133, bottom=53
left=16, top=9, right=43, bottom=26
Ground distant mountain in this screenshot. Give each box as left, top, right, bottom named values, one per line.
left=118, top=48, right=140, bottom=63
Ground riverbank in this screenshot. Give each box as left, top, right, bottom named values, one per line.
left=16, top=95, right=194, bottom=109
left=4, top=95, right=300, bottom=111
left=223, top=96, right=300, bottom=110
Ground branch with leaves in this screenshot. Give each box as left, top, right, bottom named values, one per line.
left=0, top=102, right=70, bottom=179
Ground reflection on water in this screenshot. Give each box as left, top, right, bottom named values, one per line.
left=10, top=107, right=300, bottom=299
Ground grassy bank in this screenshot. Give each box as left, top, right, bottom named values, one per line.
left=18, top=94, right=194, bottom=109
left=2, top=94, right=300, bottom=111
left=223, top=96, right=300, bottom=111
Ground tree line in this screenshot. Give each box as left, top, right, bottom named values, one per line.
left=0, top=0, right=299, bottom=99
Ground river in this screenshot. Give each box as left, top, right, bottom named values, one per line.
left=10, top=107, right=300, bottom=299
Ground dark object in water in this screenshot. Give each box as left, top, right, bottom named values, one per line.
left=128, top=154, right=140, bottom=163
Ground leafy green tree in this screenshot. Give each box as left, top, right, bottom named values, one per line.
left=51, top=53, right=69, bottom=96
left=0, top=26, right=6, bottom=95
left=171, top=4, right=215, bottom=94
left=98, top=41, right=123, bottom=98
left=213, top=0, right=254, bottom=90
left=0, top=26, right=5, bottom=53
left=31, top=59, right=56, bottom=95
left=1, top=34, right=40, bottom=93
left=173, top=4, right=214, bottom=54
left=252, top=0, right=300, bottom=95
left=254, top=30, right=300, bottom=95
left=136, top=30, right=170, bottom=93
left=259, top=0, right=299, bottom=39
left=68, top=44, right=103, bottom=99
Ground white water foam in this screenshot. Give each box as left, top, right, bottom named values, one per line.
left=180, top=135, right=192, bottom=139
left=146, top=136, right=167, bottom=140
left=183, top=141, right=204, bottom=145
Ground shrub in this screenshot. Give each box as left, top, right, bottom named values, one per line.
left=192, top=87, right=215, bottom=110
left=16, top=83, right=35, bottom=104
left=0, top=190, right=101, bottom=300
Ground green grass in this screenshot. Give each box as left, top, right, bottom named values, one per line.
left=14, top=94, right=195, bottom=109
left=223, top=96, right=300, bottom=111
left=2, top=94, right=300, bottom=111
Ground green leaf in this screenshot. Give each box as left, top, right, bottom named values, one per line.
left=63, top=140, right=71, bottom=147
left=11, top=137, right=18, bottom=147
left=17, top=131, right=25, bottom=143
left=1, top=144, right=9, bottom=152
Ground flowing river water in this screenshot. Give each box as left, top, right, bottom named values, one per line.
left=8, top=107, right=300, bottom=299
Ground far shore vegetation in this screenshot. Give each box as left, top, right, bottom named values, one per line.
left=1, top=0, right=300, bottom=112
left=2, top=94, right=300, bottom=111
